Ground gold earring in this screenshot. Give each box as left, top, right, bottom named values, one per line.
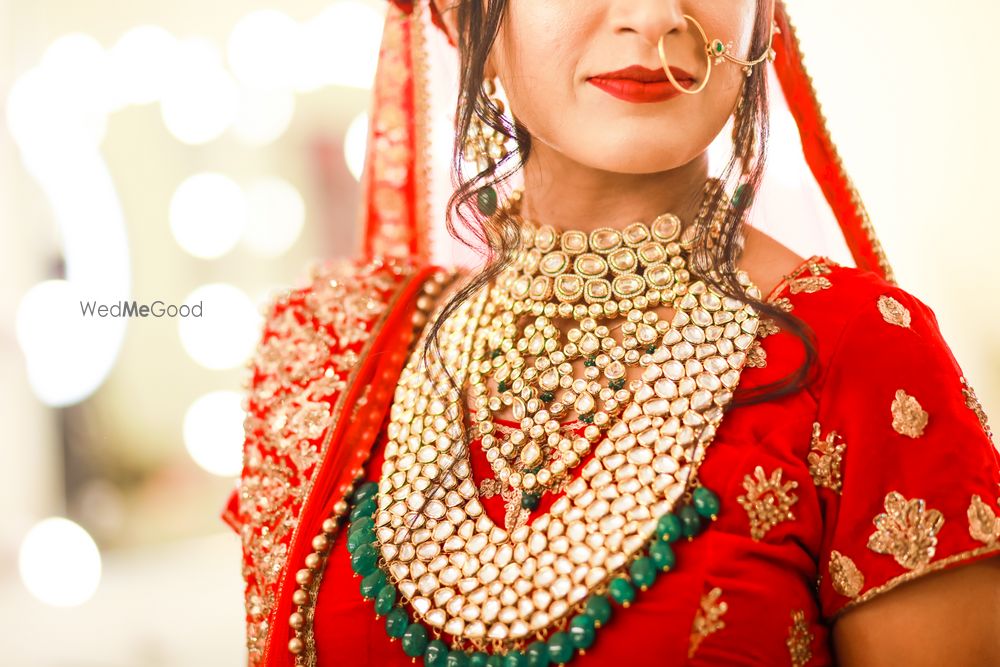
left=462, top=77, right=512, bottom=173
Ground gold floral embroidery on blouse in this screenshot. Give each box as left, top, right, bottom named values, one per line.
left=746, top=341, right=768, bottom=368
left=758, top=317, right=781, bottom=338
left=786, top=610, right=813, bottom=667
left=828, top=550, right=864, bottom=598
left=807, top=422, right=846, bottom=493
left=867, top=491, right=944, bottom=570
left=737, top=466, right=799, bottom=541
left=961, top=376, right=995, bottom=446
left=890, top=389, right=928, bottom=438
left=786, top=259, right=833, bottom=295
left=771, top=296, right=794, bottom=312
left=877, top=294, right=911, bottom=328
left=967, top=494, right=1000, bottom=545
left=688, top=587, right=728, bottom=658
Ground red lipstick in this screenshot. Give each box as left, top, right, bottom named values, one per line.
left=587, top=64, right=697, bottom=104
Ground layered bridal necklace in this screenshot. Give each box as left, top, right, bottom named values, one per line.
left=343, top=181, right=763, bottom=664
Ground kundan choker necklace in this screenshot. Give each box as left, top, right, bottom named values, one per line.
left=340, top=180, right=763, bottom=666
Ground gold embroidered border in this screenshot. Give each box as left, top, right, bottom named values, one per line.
left=830, top=542, right=1000, bottom=622
left=294, top=268, right=428, bottom=666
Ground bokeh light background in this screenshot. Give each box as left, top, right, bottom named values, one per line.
left=0, top=1, right=997, bottom=665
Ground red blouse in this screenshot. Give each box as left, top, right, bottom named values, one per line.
left=302, top=257, right=1000, bottom=665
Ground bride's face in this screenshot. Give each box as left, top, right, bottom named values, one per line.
left=488, top=0, right=760, bottom=173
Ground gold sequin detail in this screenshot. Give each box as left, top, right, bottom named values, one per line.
left=877, top=294, right=911, bottom=328
left=867, top=491, right=944, bottom=570
left=967, top=495, right=1000, bottom=545
left=688, top=587, right=728, bottom=658
left=807, top=422, right=845, bottom=493
left=890, top=389, right=928, bottom=438
left=828, top=550, right=864, bottom=598
left=737, top=466, right=799, bottom=541
left=786, top=610, right=813, bottom=667
left=961, top=377, right=995, bottom=446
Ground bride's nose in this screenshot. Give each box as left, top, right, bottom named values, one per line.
left=608, top=0, right=689, bottom=47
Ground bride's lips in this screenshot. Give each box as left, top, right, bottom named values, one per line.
left=587, top=64, right=697, bottom=103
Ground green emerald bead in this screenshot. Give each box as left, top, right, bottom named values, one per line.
left=486, top=655, right=503, bottom=667
left=608, top=577, right=636, bottom=606
left=584, top=594, right=612, bottom=626
left=678, top=505, right=703, bottom=538
left=348, top=515, right=374, bottom=537
left=568, top=614, right=596, bottom=650
left=629, top=556, right=657, bottom=590
left=692, top=486, right=721, bottom=519
left=425, top=639, right=449, bottom=667
left=385, top=607, right=409, bottom=639
left=649, top=540, right=676, bottom=572
left=350, top=543, right=378, bottom=576
left=374, top=583, right=396, bottom=615
left=401, top=623, right=429, bottom=658
left=547, top=632, right=574, bottom=665
left=521, top=493, right=541, bottom=511
left=346, top=526, right=373, bottom=554
left=469, top=653, right=489, bottom=667
left=477, top=186, right=498, bottom=216
left=656, top=513, right=682, bottom=543
left=502, top=650, right=526, bottom=667
left=350, top=497, right=377, bottom=522
left=525, top=640, right=550, bottom=667
left=351, top=481, right=378, bottom=504
left=447, top=651, right=470, bottom=667
left=359, top=569, right=386, bottom=599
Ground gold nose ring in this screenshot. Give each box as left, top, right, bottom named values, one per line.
left=657, top=14, right=713, bottom=95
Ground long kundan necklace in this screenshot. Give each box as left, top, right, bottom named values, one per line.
left=342, top=180, right=762, bottom=666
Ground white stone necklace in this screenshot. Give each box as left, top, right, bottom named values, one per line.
left=374, top=192, right=762, bottom=649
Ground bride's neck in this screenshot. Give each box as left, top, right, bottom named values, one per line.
left=517, top=149, right=711, bottom=233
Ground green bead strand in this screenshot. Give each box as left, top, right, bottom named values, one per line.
left=649, top=540, right=676, bottom=572
left=678, top=504, right=703, bottom=539
left=424, top=639, right=449, bottom=667
left=547, top=632, right=574, bottom=665
left=568, top=614, right=596, bottom=650
left=446, top=651, right=470, bottom=667
left=692, top=486, right=721, bottom=520
left=401, top=623, right=429, bottom=658
left=608, top=577, right=636, bottom=607
left=385, top=607, right=409, bottom=639
left=350, top=543, right=378, bottom=577
left=583, top=594, right=612, bottom=627
left=359, top=569, right=385, bottom=599
left=469, top=652, right=490, bottom=667
left=655, top=513, right=682, bottom=543
left=628, top=557, right=657, bottom=591
left=374, top=583, right=396, bottom=616
left=501, top=650, right=526, bottom=667
left=525, top=640, right=550, bottom=667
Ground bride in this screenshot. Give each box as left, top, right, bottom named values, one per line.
left=222, top=1, right=1000, bottom=665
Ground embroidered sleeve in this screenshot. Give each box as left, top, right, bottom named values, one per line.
left=813, top=285, right=1000, bottom=621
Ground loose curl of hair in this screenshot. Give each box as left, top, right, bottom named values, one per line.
left=421, top=0, right=819, bottom=445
